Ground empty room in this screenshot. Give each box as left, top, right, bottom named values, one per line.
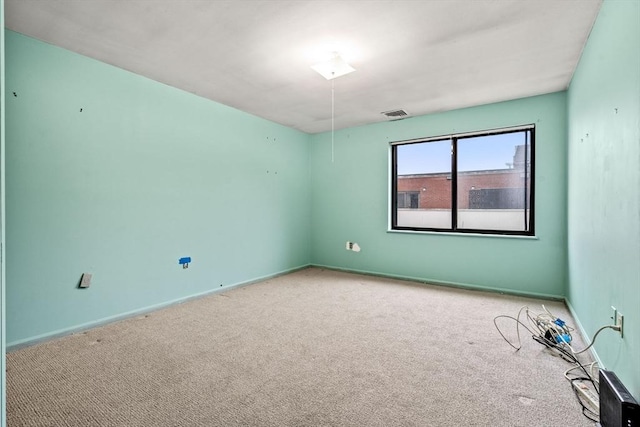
left=1, top=0, right=638, bottom=426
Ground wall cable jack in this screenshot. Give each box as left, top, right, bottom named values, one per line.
left=79, top=273, right=92, bottom=288
left=179, top=257, right=192, bottom=269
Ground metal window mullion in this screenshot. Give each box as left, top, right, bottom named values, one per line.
left=451, top=137, right=457, bottom=231
left=391, top=146, right=398, bottom=227
left=523, top=130, right=529, bottom=231
left=528, top=129, right=535, bottom=234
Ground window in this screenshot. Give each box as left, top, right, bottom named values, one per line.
left=397, top=191, right=420, bottom=209
left=391, top=125, right=534, bottom=235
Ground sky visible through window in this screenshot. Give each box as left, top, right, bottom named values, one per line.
left=397, top=132, right=527, bottom=175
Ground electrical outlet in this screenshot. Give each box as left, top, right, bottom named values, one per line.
left=611, top=306, right=624, bottom=338
left=616, top=311, right=624, bottom=338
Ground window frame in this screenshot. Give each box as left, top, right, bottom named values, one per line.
left=390, top=125, right=535, bottom=236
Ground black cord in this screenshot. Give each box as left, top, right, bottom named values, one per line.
left=531, top=335, right=599, bottom=391
left=529, top=328, right=601, bottom=423
left=570, top=377, right=599, bottom=422
left=532, top=336, right=601, bottom=423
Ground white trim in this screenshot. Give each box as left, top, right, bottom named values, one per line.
left=386, top=229, right=539, bottom=240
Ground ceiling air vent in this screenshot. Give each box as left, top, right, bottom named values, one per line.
left=381, top=109, right=409, bottom=120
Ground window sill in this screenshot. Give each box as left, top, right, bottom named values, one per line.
left=386, top=229, right=539, bottom=240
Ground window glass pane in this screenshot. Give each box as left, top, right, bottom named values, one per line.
left=456, top=132, right=530, bottom=231
left=396, top=140, right=452, bottom=228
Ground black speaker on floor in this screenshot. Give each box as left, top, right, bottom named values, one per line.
left=597, top=370, right=639, bottom=427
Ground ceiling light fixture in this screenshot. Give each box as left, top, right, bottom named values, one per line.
left=311, top=52, right=356, bottom=162
left=311, top=52, right=355, bottom=80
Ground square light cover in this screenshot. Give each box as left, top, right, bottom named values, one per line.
left=311, top=54, right=355, bottom=80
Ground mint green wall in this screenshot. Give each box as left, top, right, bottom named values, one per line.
left=4, top=31, right=311, bottom=346
left=1, top=2, right=7, bottom=426
left=567, top=0, right=639, bottom=399
left=310, top=92, right=567, bottom=298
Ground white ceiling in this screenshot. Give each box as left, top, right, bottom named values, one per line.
left=5, top=0, right=602, bottom=134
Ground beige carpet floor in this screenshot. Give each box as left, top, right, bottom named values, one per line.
left=7, top=267, right=596, bottom=426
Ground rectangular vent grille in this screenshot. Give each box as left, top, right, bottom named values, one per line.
left=382, top=109, right=409, bottom=120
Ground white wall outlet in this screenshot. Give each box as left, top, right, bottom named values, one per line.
left=79, top=273, right=92, bottom=288
left=345, top=241, right=360, bottom=252
left=616, top=311, right=624, bottom=338
left=611, top=306, right=624, bottom=338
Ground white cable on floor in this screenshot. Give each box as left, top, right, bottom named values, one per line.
left=494, top=305, right=620, bottom=423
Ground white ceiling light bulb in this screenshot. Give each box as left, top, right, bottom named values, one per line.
left=311, top=52, right=355, bottom=80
